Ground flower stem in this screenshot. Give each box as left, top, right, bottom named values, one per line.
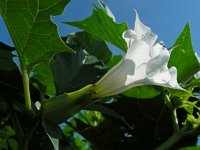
left=164, top=94, right=180, bottom=132
left=43, top=84, right=94, bottom=125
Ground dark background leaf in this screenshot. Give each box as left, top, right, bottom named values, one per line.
left=72, top=32, right=112, bottom=65
left=0, top=42, right=17, bottom=71
left=30, top=63, right=56, bottom=96
left=51, top=34, right=108, bottom=94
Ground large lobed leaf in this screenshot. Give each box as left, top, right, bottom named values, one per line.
left=30, top=62, right=56, bottom=96
left=168, top=23, right=200, bottom=83
left=0, top=0, right=73, bottom=66
left=65, top=6, right=128, bottom=51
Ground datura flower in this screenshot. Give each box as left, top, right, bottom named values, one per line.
left=91, top=13, right=184, bottom=98
left=194, top=53, right=200, bottom=79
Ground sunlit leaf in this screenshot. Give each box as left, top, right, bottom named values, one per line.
left=168, top=24, right=200, bottom=83
left=98, top=0, right=116, bottom=21
left=107, top=54, right=123, bottom=68
left=0, top=0, right=73, bottom=66
left=65, top=6, right=128, bottom=51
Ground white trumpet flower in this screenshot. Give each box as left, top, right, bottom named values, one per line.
left=92, top=12, right=184, bottom=98
left=194, top=53, right=200, bottom=79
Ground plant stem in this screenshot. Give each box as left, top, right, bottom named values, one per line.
left=155, top=132, right=183, bottom=150
left=22, top=66, right=32, bottom=111
left=1, top=13, right=32, bottom=111
left=164, top=94, right=180, bottom=132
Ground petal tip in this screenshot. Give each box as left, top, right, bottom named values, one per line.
left=133, top=11, right=151, bottom=36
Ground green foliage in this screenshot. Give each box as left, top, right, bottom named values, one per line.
left=0, top=1, right=200, bottom=150
left=30, top=62, right=56, bottom=96
left=76, top=110, right=104, bottom=127
left=0, top=0, right=73, bottom=65
left=65, top=6, right=128, bottom=51
left=0, top=50, right=16, bottom=71
left=178, top=146, right=200, bottom=150
left=168, top=24, right=200, bottom=83
left=0, top=126, right=17, bottom=150
left=51, top=34, right=108, bottom=94
left=71, top=32, right=112, bottom=65
left=122, top=85, right=161, bottom=99
left=107, top=54, right=123, bottom=68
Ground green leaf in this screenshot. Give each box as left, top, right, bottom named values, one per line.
left=88, top=104, right=131, bottom=128
left=51, top=35, right=107, bottom=94
left=179, top=101, right=197, bottom=114
left=51, top=50, right=86, bottom=94
left=185, top=78, right=200, bottom=90
left=72, top=32, right=112, bottom=65
left=47, top=134, right=59, bottom=150
left=122, top=85, right=161, bottom=99
left=168, top=23, right=200, bottom=83
left=7, top=138, right=18, bottom=150
left=107, top=54, right=123, bottom=68
left=0, top=47, right=16, bottom=71
left=0, top=139, right=8, bottom=149
left=0, top=42, right=17, bottom=71
left=97, top=0, right=116, bottom=21
left=75, top=110, right=104, bottom=127
left=65, top=6, right=128, bottom=51
left=42, top=120, right=61, bottom=150
left=178, top=146, right=200, bottom=150
left=167, top=88, right=192, bottom=98
left=42, top=120, right=62, bottom=139
left=0, top=0, right=73, bottom=66
left=30, top=63, right=56, bottom=96
left=4, top=126, right=15, bottom=137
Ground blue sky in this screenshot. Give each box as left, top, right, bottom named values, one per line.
left=1, top=0, right=200, bottom=55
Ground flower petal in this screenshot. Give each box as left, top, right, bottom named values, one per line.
left=146, top=50, right=170, bottom=78
left=95, top=64, right=147, bottom=98
left=141, top=31, right=158, bottom=47
left=168, top=67, right=184, bottom=89
left=150, top=43, right=165, bottom=57
left=123, top=29, right=137, bottom=47
left=93, top=59, right=135, bottom=97
left=125, top=40, right=150, bottom=66
left=91, top=12, right=186, bottom=98
left=148, top=67, right=171, bottom=84
left=134, top=11, right=151, bottom=37
left=194, top=71, right=200, bottom=79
